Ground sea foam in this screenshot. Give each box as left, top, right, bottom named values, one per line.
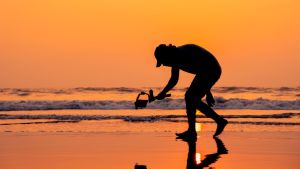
left=0, top=97, right=299, bottom=111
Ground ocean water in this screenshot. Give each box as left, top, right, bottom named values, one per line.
left=0, top=87, right=299, bottom=132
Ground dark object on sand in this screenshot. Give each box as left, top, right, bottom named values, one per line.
left=134, top=164, right=147, bottom=169
left=134, top=90, right=155, bottom=109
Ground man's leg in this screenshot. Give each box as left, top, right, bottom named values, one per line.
left=189, top=75, right=227, bottom=137
left=176, top=76, right=203, bottom=138
left=185, top=91, right=197, bottom=133
left=196, top=101, right=227, bottom=137
left=175, top=92, right=197, bottom=138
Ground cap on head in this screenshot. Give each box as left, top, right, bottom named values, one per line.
left=154, top=44, right=168, bottom=67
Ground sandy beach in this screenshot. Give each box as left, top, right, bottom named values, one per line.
left=1, top=108, right=300, bottom=169
left=1, top=130, right=299, bottom=169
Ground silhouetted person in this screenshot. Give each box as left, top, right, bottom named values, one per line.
left=185, top=137, right=228, bottom=169
left=153, top=44, right=228, bottom=138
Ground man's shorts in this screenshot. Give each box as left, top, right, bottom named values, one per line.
left=186, top=70, right=221, bottom=99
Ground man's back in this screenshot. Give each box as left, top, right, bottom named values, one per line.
left=175, top=44, right=221, bottom=75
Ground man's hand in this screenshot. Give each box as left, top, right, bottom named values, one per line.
left=155, top=93, right=171, bottom=100
left=206, top=92, right=215, bottom=107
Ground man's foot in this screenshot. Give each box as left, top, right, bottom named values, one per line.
left=213, top=119, right=228, bottom=137
left=176, top=130, right=197, bottom=141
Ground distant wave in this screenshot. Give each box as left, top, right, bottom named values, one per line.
left=0, top=86, right=300, bottom=96
left=213, top=86, right=300, bottom=93
left=0, top=97, right=299, bottom=111
left=0, top=87, right=145, bottom=96
left=0, top=120, right=79, bottom=126
left=1, top=112, right=299, bottom=125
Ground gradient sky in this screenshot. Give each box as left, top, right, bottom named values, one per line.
left=1, top=0, right=299, bottom=88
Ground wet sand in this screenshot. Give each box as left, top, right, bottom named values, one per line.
left=1, top=131, right=299, bottom=169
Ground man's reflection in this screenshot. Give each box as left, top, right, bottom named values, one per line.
left=184, top=137, right=228, bottom=169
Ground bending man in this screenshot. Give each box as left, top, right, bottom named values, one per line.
left=153, top=44, right=228, bottom=138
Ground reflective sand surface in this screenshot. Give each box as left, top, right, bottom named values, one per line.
left=1, top=131, right=299, bottom=169
left=1, top=109, right=300, bottom=169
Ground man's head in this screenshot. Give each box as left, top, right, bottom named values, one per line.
left=154, top=44, right=177, bottom=67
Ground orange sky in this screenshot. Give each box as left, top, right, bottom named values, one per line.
left=0, top=0, right=299, bottom=88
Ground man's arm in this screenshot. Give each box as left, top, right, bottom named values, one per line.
left=156, top=67, right=179, bottom=100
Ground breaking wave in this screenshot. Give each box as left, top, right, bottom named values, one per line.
left=0, top=97, right=299, bottom=111
left=1, top=86, right=299, bottom=96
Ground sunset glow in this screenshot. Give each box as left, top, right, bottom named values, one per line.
left=195, top=122, right=202, bottom=132
left=196, top=152, right=201, bottom=164
left=1, top=0, right=299, bottom=88
left=1, top=1, right=299, bottom=169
